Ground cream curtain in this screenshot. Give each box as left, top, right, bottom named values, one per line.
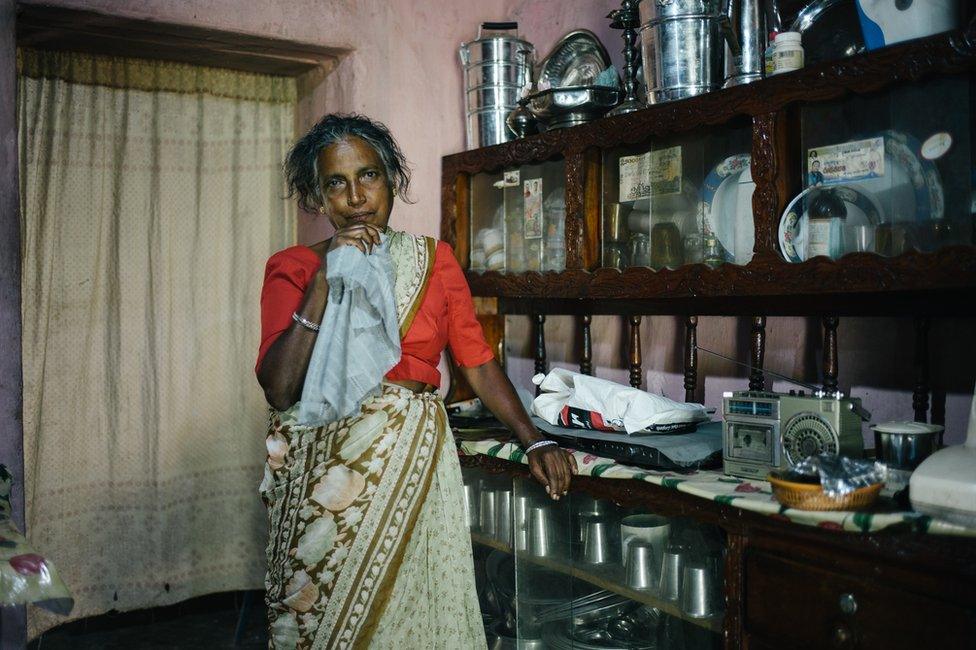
left=17, top=49, right=296, bottom=636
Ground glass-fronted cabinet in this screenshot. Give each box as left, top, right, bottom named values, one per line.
left=601, top=121, right=753, bottom=271
left=469, top=160, right=567, bottom=273
left=791, top=74, right=974, bottom=262
left=464, top=466, right=725, bottom=649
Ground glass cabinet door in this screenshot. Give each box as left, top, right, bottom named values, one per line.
left=602, top=121, right=753, bottom=271
left=510, top=479, right=725, bottom=649
left=793, top=73, right=974, bottom=262
left=469, top=160, right=567, bottom=273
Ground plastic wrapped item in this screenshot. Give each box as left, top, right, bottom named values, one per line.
left=0, top=465, right=73, bottom=614
left=531, top=368, right=708, bottom=434
left=785, top=453, right=886, bottom=498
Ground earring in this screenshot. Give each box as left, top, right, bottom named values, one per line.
left=392, top=188, right=398, bottom=198
left=318, top=206, right=326, bottom=214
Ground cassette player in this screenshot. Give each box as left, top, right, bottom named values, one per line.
left=722, top=390, right=866, bottom=480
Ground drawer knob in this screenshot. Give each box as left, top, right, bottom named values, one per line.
left=832, top=622, right=854, bottom=648
left=838, top=592, right=858, bottom=615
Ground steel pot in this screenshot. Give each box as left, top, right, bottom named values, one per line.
left=872, top=420, right=943, bottom=472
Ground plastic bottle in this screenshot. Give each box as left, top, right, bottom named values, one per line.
left=772, top=31, right=804, bottom=75
left=763, top=32, right=779, bottom=77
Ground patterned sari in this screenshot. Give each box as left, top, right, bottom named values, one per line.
left=260, top=231, right=486, bottom=649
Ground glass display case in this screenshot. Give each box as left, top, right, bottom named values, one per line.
left=601, top=122, right=752, bottom=271
left=792, top=74, right=974, bottom=262
left=464, top=466, right=725, bottom=649
left=469, top=161, right=567, bottom=273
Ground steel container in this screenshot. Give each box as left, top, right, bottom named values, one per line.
left=641, top=15, right=725, bottom=103
left=460, top=22, right=534, bottom=149
left=640, top=0, right=724, bottom=23
left=723, top=0, right=768, bottom=86
left=872, top=421, right=943, bottom=472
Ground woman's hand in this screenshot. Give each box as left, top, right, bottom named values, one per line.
left=459, top=359, right=578, bottom=501
left=328, top=223, right=382, bottom=255
left=527, top=444, right=578, bottom=500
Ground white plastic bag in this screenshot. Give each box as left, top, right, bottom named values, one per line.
left=531, top=368, right=707, bottom=435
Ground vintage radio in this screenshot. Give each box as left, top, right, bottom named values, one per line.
left=722, top=390, right=866, bottom=479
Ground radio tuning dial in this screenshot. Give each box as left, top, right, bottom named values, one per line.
left=782, top=413, right=838, bottom=466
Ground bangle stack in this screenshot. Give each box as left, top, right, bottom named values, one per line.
left=525, top=439, right=558, bottom=454
left=292, top=311, right=321, bottom=332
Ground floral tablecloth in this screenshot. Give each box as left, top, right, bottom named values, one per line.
left=0, top=465, right=73, bottom=614
left=458, top=440, right=976, bottom=538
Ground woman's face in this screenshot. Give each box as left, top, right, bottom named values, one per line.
left=317, top=136, right=393, bottom=231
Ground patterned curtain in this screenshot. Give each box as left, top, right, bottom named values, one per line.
left=17, top=48, right=296, bottom=636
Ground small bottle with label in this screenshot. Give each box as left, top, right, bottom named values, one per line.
left=772, top=31, right=803, bottom=75
left=763, top=32, right=779, bottom=77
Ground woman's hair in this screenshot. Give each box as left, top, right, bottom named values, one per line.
left=284, top=113, right=412, bottom=212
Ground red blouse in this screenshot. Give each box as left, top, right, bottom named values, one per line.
left=256, top=240, right=494, bottom=387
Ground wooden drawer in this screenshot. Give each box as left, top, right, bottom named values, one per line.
left=745, top=550, right=976, bottom=649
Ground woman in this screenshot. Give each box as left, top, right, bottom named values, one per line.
left=256, top=114, right=576, bottom=649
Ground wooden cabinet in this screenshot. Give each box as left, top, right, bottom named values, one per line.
left=445, top=18, right=976, bottom=650
left=462, top=454, right=976, bottom=649
left=441, top=30, right=976, bottom=317
left=744, top=550, right=974, bottom=649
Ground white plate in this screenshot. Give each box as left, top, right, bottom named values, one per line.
left=778, top=185, right=883, bottom=262
left=703, top=154, right=754, bottom=264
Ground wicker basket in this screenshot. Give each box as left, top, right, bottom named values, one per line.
left=767, top=474, right=883, bottom=511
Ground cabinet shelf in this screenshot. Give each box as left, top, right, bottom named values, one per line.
left=442, top=29, right=976, bottom=316
left=470, top=531, right=723, bottom=633
left=463, top=247, right=976, bottom=316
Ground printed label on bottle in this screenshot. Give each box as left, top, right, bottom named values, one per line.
left=807, top=219, right=834, bottom=259
left=773, top=49, right=803, bottom=73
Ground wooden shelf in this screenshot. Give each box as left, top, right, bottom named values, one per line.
left=470, top=531, right=724, bottom=633
left=441, top=29, right=976, bottom=316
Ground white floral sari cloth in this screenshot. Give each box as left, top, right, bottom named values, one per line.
left=261, top=231, right=485, bottom=649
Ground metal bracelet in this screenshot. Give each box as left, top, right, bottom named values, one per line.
left=525, top=439, right=558, bottom=454
left=292, top=311, right=321, bottom=332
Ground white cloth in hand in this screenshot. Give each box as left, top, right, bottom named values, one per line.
left=296, top=236, right=400, bottom=427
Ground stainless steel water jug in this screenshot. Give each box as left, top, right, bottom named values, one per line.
left=723, top=0, right=782, bottom=87
left=459, top=22, right=534, bottom=149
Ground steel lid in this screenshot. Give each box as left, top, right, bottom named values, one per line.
left=871, top=420, right=944, bottom=435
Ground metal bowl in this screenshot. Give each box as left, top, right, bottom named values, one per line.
left=537, top=30, right=612, bottom=89
left=523, top=86, right=621, bottom=130
left=872, top=421, right=943, bottom=471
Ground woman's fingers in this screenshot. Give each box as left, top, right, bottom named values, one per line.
left=528, top=447, right=576, bottom=500
left=332, top=225, right=378, bottom=254
left=528, top=457, right=550, bottom=495
left=543, top=450, right=570, bottom=497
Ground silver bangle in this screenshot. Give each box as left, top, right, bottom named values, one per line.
left=525, top=439, right=558, bottom=454
left=292, top=311, right=320, bottom=332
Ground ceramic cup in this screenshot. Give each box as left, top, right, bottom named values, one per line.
left=486, top=249, right=506, bottom=271
left=620, top=514, right=670, bottom=568
left=481, top=228, right=504, bottom=257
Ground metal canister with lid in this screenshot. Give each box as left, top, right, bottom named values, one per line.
left=459, top=22, right=535, bottom=149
